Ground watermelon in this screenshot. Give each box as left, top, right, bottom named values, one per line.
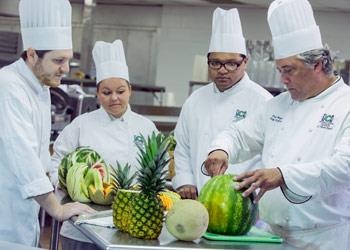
left=198, top=174, right=258, bottom=235
left=58, top=147, right=106, bottom=192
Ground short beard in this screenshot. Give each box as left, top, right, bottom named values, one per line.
left=33, top=60, right=60, bottom=87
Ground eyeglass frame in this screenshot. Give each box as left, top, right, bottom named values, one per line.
left=207, top=56, right=246, bottom=72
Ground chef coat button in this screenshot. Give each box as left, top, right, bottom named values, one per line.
left=281, top=127, right=284, bottom=131
left=285, top=217, right=289, bottom=221
left=308, top=129, right=313, bottom=133
left=321, top=105, right=325, bottom=109
left=297, top=157, right=301, bottom=162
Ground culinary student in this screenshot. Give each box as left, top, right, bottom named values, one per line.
left=51, top=39, right=158, bottom=250
left=173, top=7, right=272, bottom=199
left=0, top=0, right=94, bottom=246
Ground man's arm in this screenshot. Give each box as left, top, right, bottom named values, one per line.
left=205, top=109, right=265, bottom=176
left=235, top=113, right=350, bottom=203
left=34, top=192, right=94, bottom=221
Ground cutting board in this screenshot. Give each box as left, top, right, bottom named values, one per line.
left=202, top=226, right=283, bottom=243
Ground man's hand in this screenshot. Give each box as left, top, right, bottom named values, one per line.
left=176, top=185, right=198, bottom=199
left=204, top=150, right=228, bottom=177
left=234, top=168, right=284, bottom=204
left=35, top=192, right=95, bottom=221
left=59, top=202, right=96, bottom=221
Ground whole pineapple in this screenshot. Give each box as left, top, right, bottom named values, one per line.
left=128, top=132, right=171, bottom=240
left=112, top=162, right=137, bottom=233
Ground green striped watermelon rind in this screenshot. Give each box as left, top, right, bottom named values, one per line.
left=58, top=146, right=107, bottom=192
left=198, top=174, right=258, bottom=236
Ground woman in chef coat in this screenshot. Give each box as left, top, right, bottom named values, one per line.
left=51, top=39, right=158, bottom=250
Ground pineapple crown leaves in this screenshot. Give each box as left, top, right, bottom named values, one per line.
left=167, top=131, right=177, bottom=151
left=135, top=132, right=172, bottom=196
left=110, top=161, right=137, bottom=190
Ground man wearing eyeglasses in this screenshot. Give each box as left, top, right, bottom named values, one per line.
left=204, top=0, right=350, bottom=248
left=172, top=7, right=272, bottom=199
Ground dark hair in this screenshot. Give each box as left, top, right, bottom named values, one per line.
left=96, top=79, right=131, bottom=92
left=207, top=53, right=246, bottom=60
left=20, top=50, right=51, bottom=61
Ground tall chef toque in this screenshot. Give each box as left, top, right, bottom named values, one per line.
left=267, top=0, right=323, bottom=59
left=208, top=7, right=246, bottom=55
left=92, top=40, right=130, bottom=84
left=19, top=0, right=72, bottom=51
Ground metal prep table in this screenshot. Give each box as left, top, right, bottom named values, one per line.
left=51, top=193, right=296, bottom=250
left=70, top=219, right=294, bottom=250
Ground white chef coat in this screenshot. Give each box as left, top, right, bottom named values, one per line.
left=173, top=73, right=272, bottom=191
left=0, top=59, right=54, bottom=246
left=51, top=105, right=158, bottom=242
left=210, top=78, right=350, bottom=249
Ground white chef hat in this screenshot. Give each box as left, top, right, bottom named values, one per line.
left=208, top=8, right=246, bottom=55
left=92, top=40, right=129, bottom=84
left=19, top=0, right=72, bottom=51
left=267, top=0, right=323, bottom=59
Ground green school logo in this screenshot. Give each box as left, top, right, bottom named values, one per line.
left=133, top=135, right=144, bottom=148
left=234, top=109, right=247, bottom=121
left=318, top=114, right=334, bottom=130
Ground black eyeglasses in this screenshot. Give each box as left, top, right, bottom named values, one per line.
left=208, top=58, right=245, bottom=71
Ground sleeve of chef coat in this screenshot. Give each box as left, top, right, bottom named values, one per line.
left=172, top=101, right=196, bottom=189
left=279, top=113, right=350, bottom=200
left=209, top=105, right=265, bottom=164
left=50, top=117, right=81, bottom=186
left=0, top=89, right=53, bottom=199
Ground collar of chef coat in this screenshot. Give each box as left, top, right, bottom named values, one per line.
left=17, top=58, right=49, bottom=94
left=212, top=72, right=249, bottom=95
left=290, top=76, right=342, bottom=105
left=99, top=104, right=132, bottom=124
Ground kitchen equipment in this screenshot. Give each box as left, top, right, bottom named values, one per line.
left=50, top=85, right=98, bottom=141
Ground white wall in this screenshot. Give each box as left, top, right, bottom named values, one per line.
left=0, top=4, right=349, bottom=106
left=156, top=6, right=350, bottom=106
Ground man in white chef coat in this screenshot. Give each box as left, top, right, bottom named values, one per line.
left=204, top=0, right=350, bottom=248
left=172, top=7, right=272, bottom=199
left=0, top=0, right=94, bottom=246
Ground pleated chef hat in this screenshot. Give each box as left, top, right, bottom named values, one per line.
left=267, top=0, right=323, bottom=59
left=208, top=7, right=246, bottom=55
left=92, top=40, right=129, bottom=84
left=19, top=0, right=72, bottom=50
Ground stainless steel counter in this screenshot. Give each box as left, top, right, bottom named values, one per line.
left=53, top=193, right=295, bottom=250
left=69, top=216, right=294, bottom=250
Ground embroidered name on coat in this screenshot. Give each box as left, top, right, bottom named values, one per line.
left=270, top=114, right=283, bottom=123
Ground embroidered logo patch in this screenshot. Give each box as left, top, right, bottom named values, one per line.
left=234, top=109, right=247, bottom=121
left=318, top=114, right=334, bottom=130
left=270, top=114, right=283, bottom=123
left=133, top=135, right=144, bottom=148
